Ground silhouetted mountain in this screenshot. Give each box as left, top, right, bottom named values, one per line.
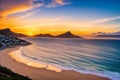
left=55, top=31, right=82, bottom=38
left=96, top=35, right=120, bottom=37
left=35, top=34, right=54, bottom=37
left=0, top=28, right=27, bottom=37
left=34, top=31, right=82, bottom=38
left=93, top=32, right=120, bottom=38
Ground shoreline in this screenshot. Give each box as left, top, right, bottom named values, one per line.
left=0, top=47, right=110, bottom=80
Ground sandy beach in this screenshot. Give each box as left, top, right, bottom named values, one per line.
left=0, top=47, right=110, bottom=80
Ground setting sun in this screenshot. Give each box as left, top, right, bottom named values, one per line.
left=27, top=32, right=34, bottom=36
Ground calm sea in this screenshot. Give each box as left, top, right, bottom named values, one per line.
left=12, top=38, right=120, bottom=80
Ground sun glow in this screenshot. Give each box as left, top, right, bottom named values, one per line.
left=27, top=32, right=34, bottom=36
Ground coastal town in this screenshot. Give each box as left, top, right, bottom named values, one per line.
left=0, top=34, right=30, bottom=50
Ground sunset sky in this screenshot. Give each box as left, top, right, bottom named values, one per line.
left=0, top=0, right=120, bottom=36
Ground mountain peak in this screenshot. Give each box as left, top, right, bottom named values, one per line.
left=56, top=31, right=82, bottom=38
left=66, top=31, right=72, bottom=34
left=0, top=28, right=26, bottom=37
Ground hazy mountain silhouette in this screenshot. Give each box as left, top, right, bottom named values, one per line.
left=34, top=31, right=82, bottom=38
left=96, top=35, right=120, bottom=37
left=55, top=31, right=82, bottom=38
left=0, top=28, right=27, bottom=37
left=94, top=32, right=120, bottom=38
left=0, top=28, right=82, bottom=38
left=35, top=34, right=54, bottom=37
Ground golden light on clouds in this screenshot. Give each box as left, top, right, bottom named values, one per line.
left=0, top=0, right=120, bottom=37
left=55, top=0, right=64, bottom=5
left=0, top=0, right=33, bottom=18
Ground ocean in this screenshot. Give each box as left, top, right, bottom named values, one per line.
left=10, top=37, right=120, bottom=80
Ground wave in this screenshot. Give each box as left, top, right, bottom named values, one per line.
left=9, top=47, right=120, bottom=80
left=9, top=47, right=62, bottom=72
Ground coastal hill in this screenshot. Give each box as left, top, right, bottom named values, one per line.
left=55, top=31, right=82, bottom=38
left=0, top=66, right=31, bottom=80
left=0, top=34, right=30, bottom=50
left=0, top=30, right=31, bottom=79
left=35, top=31, right=82, bottom=38
left=0, top=28, right=27, bottom=37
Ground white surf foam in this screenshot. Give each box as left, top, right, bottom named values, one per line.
left=9, top=47, right=120, bottom=80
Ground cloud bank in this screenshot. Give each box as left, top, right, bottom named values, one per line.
left=92, top=31, right=120, bottom=35
left=0, top=0, right=70, bottom=21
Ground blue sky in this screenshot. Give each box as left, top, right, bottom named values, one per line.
left=0, top=0, right=120, bottom=36
left=31, top=0, right=120, bottom=24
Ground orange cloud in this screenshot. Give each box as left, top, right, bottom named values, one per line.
left=46, top=0, right=70, bottom=8
left=0, top=0, right=43, bottom=29
left=54, top=0, right=64, bottom=5
left=0, top=0, right=34, bottom=18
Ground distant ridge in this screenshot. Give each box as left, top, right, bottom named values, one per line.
left=0, top=28, right=82, bottom=38
left=0, top=28, right=27, bottom=37
left=35, top=31, right=82, bottom=38
left=55, top=31, right=82, bottom=38
left=96, top=35, right=120, bottom=37
left=94, top=32, right=120, bottom=38
left=35, top=34, right=54, bottom=37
